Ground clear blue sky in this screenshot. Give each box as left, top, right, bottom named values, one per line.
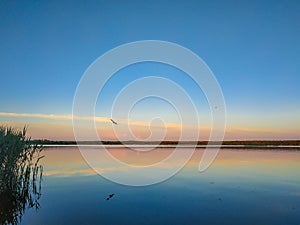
left=0, top=0, right=299, bottom=140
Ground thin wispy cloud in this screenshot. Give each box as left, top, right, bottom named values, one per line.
left=0, top=112, right=187, bottom=129
left=0, top=112, right=108, bottom=122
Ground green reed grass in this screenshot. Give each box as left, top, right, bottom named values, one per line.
left=0, top=126, right=44, bottom=225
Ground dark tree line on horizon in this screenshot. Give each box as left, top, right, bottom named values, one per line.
left=30, top=139, right=300, bottom=146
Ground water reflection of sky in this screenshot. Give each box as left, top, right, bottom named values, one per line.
left=22, top=147, right=300, bottom=225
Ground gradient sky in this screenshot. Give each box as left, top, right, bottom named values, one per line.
left=0, top=0, right=299, bottom=140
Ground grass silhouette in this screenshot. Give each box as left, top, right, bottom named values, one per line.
left=0, top=126, right=44, bottom=225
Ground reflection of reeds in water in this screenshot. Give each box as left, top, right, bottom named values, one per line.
left=0, top=126, right=44, bottom=225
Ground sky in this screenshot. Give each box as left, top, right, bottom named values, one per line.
left=0, top=0, right=299, bottom=140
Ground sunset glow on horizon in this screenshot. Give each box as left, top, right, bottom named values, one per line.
left=1, top=111, right=299, bottom=141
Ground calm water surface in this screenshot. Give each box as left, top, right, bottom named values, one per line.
left=21, top=147, right=300, bottom=225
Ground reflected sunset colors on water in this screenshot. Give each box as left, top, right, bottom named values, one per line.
left=20, top=147, right=300, bottom=225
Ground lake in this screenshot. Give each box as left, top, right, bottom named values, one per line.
left=21, top=146, right=300, bottom=225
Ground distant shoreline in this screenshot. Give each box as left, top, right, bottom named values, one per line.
left=31, top=140, right=300, bottom=149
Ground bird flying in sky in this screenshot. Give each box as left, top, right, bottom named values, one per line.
left=110, top=119, right=118, bottom=125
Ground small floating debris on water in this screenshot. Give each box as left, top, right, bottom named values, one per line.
left=106, top=193, right=115, bottom=201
